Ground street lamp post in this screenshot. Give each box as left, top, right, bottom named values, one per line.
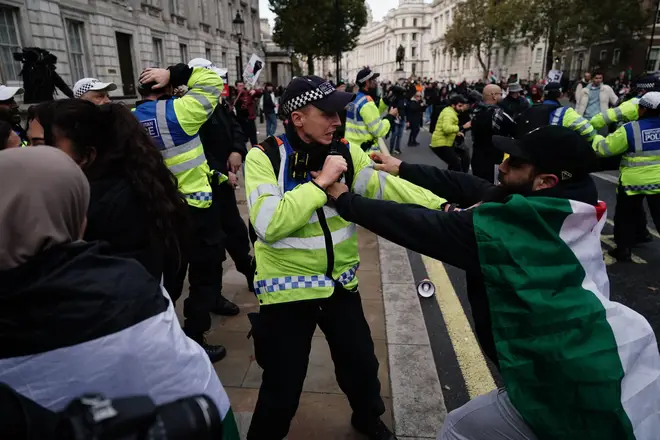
left=233, top=11, right=245, bottom=81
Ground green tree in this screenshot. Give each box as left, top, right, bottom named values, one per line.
left=444, top=0, right=517, bottom=79
left=512, top=0, right=652, bottom=75
left=269, top=0, right=367, bottom=75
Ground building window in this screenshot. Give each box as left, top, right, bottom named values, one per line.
left=434, top=17, right=438, bottom=34
left=402, top=18, right=406, bottom=27
left=0, top=6, right=22, bottom=82
left=401, top=34, right=407, bottom=42
left=65, top=19, right=86, bottom=82
left=599, top=50, right=607, bottom=61
left=170, top=0, right=181, bottom=15
left=205, top=46, right=212, bottom=60
left=612, top=49, right=620, bottom=66
left=411, top=47, right=416, bottom=58
left=179, top=43, right=188, bottom=62
left=216, top=0, right=224, bottom=29
left=463, top=56, right=468, bottom=69
left=198, top=0, right=207, bottom=21
left=221, top=51, right=227, bottom=67
left=535, top=47, right=543, bottom=63
left=152, top=38, right=164, bottom=67
left=412, top=33, right=417, bottom=41
left=646, top=48, right=659, bottom=72
left=494, top=49, right=499, bottom=66
left=413, top=18, right=418, bottom=27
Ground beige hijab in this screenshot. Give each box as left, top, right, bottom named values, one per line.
left=0, top=147, right=90, bottom=270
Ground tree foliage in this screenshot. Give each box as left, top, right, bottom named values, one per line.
left=269, top=0, right=367, bottom=75
left=444, top=0, right=518, bottom=79
left=511, top=0, right=652, bottom=74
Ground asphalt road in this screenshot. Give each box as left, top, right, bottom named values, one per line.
left=394, top=124, right=660, bottom=411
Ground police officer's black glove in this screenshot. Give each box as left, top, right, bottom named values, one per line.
left=168, top=63, right=194, bottom=88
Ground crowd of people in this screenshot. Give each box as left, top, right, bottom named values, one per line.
left=1, top=56, right=659, bottom=440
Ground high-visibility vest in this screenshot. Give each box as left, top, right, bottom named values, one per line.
left=244, top=133, right=446, bottom=306
left=620, top=117, right=660, bottom=195
left=345, top=91, right=390, bottom=151
left=133, top=67, right=223, bottom=208
left=590, top=98, right=640, bottom=130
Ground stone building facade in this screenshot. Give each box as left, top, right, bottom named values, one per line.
left=0, top=0, right=263, bottom=97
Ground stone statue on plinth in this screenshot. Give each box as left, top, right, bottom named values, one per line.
left=396, top=45, right=405, bottom=71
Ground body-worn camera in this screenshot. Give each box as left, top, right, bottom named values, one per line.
left=58, top=393, right=223, bottom=440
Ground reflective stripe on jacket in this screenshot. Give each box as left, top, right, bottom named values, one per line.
left=431, top=105, right=459, bottom=148
left=244, top=134, right=446, bottom=306
left=549, top=106, right=596, bottom=141
left=592, top=117, right=660, bottom=195
left=345, top=91, right=391, bottom=150
left=590, top=98, right=640, bottom=130
left=133, top=67, right=222, bottom=208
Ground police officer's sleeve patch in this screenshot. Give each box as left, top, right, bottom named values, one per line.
left=141, top=119, right=160, bottom=138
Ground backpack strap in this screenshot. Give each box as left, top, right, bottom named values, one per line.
left=254, top=136, right=283, bottom=176
left=338, top=138, right=355, bottom=190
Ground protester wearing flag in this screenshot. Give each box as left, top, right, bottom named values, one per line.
left=0, top=147, right=240, bottom=439
left=326, top=126, right=660, bottom=440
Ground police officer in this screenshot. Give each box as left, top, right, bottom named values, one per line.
left=133, top=64, right=226, bottom=362
left=244, top=76, right=446, bottom=440
left=592, top=91, right=660, bottom=261
left=515, top=82, right=596, bottom=141
left=345, top=68, right=398, bottom=152
left=190, top=58, right=252, bottom=313
left=590, top=75, right=660, bottom=131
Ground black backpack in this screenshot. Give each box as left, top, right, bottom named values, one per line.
left=514, top=103, right=561, bottom=139
left=247, top=136, right=355, bottom=245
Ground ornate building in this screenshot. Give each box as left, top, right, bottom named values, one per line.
left=0, top=0, right=263, bottom=97
left=259, top=18, right=292, bottom=86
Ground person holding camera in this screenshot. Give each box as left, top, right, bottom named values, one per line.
left=430, top=94, right=472, bottom=171
left=345, top=68, right=398, bottom=152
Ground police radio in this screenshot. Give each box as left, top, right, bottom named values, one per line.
left=328, top=139, right=344, bottom=182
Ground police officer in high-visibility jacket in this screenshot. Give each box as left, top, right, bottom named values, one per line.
left=590, top=76, right=660, bottom=130
left=244, top=76, right=446, bottom=440
left=345, top=68, right=398, bottom=152
left=541, top=82, right=596, bottom=141
left=592, top=91, right=660, bottom=261
left=133, top=64, right=226, bottom=363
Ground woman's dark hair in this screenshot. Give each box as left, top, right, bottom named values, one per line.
left=0, top=121, right=13, bottom=150
left=30, top=99, right=188, bottom=260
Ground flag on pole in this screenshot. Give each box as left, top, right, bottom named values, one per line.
left=473, top=195, right=660, bottom=440
left=489, top=71, right=498, bottom=83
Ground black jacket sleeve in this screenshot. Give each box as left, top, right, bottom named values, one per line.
left=335, top=192, right=480, bottom=272
left=229, top=110, right=248, bottom=158
left=168, top=63, right=193, bottom=88
left=398, top=162, right=495, bottom=207
left=53, top=71, right=74, bottom=98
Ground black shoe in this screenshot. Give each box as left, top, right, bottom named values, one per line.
left=609, top=247, right=633, bottom=262
left=351, top=416, right=397, bottom=440
left=635, top=232, right=653, bottom=245
left=213, top=295, right=240, bottom=316
left=187, top=333, right=227, bottom=363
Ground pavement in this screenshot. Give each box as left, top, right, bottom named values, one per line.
left=177, top=118, right=660, bottom=439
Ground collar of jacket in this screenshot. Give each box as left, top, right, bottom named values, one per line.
left=543, top=99, right=560, bottom=105
left=135, top=95, right=171, bottom=107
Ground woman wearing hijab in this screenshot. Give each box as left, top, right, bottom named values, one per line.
left=0, top=147, right=239, bottom=437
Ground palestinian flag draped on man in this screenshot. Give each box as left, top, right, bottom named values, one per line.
left=474, top=194, right=660, bottom=439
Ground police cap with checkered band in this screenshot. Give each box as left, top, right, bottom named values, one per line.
left=280, top=75, right=355, bottom=118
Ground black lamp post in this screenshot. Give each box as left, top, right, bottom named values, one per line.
left=233, top=11, right=245, bottom=81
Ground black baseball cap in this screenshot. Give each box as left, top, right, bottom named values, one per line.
left=544, top=82, right=562, bottom=93
left=492, top=125, right=597, bottom=182
left=356, top=68, right=380, bottom=85
left=279, top=75, right=354, bottom=117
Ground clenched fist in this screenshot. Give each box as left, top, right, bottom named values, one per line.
left=313, top=155, right=348, bottom=189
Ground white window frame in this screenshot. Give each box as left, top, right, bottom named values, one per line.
left=152, top=37, right=164, bottom=67
left=412, top=32, right=417, bottom=41
left=612, top=49, right=620, bottom=66
left=535, top=47, right=543, bottom=63
left=0, top=5, right=23, bottom=83
left=64, top=18, right=87, bottom=82
left=599, top=49, right=607, bottom=62
left=413, top=18, right=418, bottom=27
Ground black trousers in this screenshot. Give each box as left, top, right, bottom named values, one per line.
left=240, top=119, right=258, bottom=146
left=163, top=203, right=225, bottom=335
left=214, top=183, right=252, bottom=276
left=247, top=287, right=385, bottom=440
left=408, top=122, right=421, bottom=144
left=613, top=188, right=660, bottom=248
left=431, top=146, right=469, bottom=172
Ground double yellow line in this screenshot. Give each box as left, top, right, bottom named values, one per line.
left=421, top=255, right=497, bottom=398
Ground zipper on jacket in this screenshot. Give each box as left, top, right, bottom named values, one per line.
left=316, top=207, right=335, bottom=279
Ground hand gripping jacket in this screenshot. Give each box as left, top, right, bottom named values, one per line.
left=590, top=98, right=640, bottom=130
left=244, top=135, right=446, bottom=306
left=345, top=91, right=391, bottom=152
left=593, top=117, right=660, bottom=195
left=133, top=67, right=223, bottom=208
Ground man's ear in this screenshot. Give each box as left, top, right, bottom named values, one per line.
left=290, top=111, right=304, bottom=128
left=79, top=147, right=97, bottom=168
left=536, top=173, right=559, bottom=189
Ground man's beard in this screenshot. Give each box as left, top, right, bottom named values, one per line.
left=497, top=173, right=534, bottom=196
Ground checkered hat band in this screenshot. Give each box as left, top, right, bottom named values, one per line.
left=74, top=80, right=103, bottom=98
left=282, top=85, right=335, bottom=115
